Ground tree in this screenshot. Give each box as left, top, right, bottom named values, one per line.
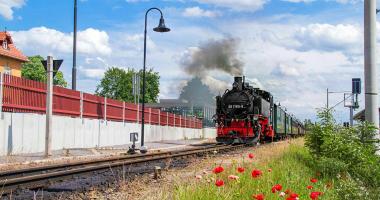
left=21, top=55, right=68, bottom=87
left=95, top=67, right=160, bottom=103
left=179, top=77, right=215, bottom=106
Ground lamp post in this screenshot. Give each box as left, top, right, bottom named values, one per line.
left=141, top=8, right=170, bottom=150
left=72, top=0, right=77, bottom=90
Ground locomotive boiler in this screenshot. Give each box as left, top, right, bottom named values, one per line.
left=214, top=76, right=304, bottom=144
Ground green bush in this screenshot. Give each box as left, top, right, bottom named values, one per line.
left=305, top=108, right=380, bottom=198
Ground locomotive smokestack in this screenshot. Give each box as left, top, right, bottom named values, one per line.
left=234, top=76, right=243, bottom=91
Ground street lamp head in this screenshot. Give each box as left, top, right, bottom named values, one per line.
left=153, top=16, right=170, bottom=33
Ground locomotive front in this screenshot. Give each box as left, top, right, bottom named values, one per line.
left=215, top=76, right=274, bottom=144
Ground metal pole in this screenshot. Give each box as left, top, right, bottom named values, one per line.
left=45, top=56, right=53, bottom=157
left=326, top=88, right=329, bottom=109
left=350, top=106, right=354, bottom=126
left=364, top=0, right=379, bottom=128
left=72, top=0, right=77, bottom=90
left=141, top=11, right=148, bottom=147
left=141, top=7, right=167, bottom=149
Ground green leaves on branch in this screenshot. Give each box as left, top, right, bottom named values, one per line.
left=95, top=67, right=160, bottom=103
left=21, top=55, right=67, bottom=87
left=305, top=108, right=380, bottom=198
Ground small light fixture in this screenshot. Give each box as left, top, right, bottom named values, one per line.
left=153, top=17, right=171, bottom=33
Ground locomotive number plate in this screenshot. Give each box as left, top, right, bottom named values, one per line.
left=228, top=105, right=244, bottom=109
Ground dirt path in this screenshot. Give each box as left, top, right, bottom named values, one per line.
left=60, top=138, right=303, bottom=200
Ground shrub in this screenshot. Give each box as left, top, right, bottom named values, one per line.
left=305, top=108, right=380, bottom=198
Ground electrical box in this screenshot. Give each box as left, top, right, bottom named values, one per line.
left=352, top=78, right=361, bottom=94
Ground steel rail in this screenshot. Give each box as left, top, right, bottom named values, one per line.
left=0, top=144, right=245, bottom=195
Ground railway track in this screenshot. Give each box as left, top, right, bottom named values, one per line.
left=0, top=143, right=245, bottom=195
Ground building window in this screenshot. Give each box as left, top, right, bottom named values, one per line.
left=4, top=64, right=11, bottom=75
left=2, top=40, right=8, bottom=50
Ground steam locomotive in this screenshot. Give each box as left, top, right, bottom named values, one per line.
left=215, top=76, right=305, bottom=144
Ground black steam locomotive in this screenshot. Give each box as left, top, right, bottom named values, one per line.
left=215, top=76, right=305, bottom=144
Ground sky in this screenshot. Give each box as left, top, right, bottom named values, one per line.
left=0, top=0, right=378, bottom=122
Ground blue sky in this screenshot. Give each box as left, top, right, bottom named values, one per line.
left=0, top=0, right=377, bottom=122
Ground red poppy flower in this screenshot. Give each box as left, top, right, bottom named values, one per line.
left=289, top=193, right=299, bottom=198
left=248, top=153, right=255, bottom=159
left=251, top=169, right=262, bottom=178
left=307, top=185, right=313, bottom=190
left=271, top=184, right=282, bottom=193
left=215, top=179, right=224, bottom=187
left=286, top=197, right=297, bottom=200
left=237, top=167, right=245, bottom=173
left=310, top=191, right=322, bottom=200
left=310, top=178, right=318, bottom=183
left=213, top=166, right=224, bottom=174
left=252, top=193, right=264, bottom=200
left=267, top=168, right=272, bottom=172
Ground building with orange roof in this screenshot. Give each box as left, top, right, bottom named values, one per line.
left=0, top=31, right=28, bottom=77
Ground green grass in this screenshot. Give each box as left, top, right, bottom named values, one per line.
left=173, top=144, right=339, bottom=200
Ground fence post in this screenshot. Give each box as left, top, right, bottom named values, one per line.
left=122, top=101, right=125, bottom=124
left=0, top=72, right=3, bottom=118
left=149, top=108, right=151, bottom=124
left=137, top=104, right=139, bottom=123
left=80, top=92, right=83, bottom=119
left=104, top=97, right=107, bottom=121
left=158, top=110, right=161, bottom=125
left=45, top=56, right=53, bottom=157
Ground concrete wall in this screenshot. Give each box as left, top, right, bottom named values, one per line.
left=0, top=112, right=216, bottom=156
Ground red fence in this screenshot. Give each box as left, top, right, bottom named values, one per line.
left=2, top=74, right=202, bottom=129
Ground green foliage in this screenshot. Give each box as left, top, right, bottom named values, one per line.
left=174, top=143, right=340, bottom=200
left=95, top=67, right=160, bottom=103
left=305, top=108, right=380, bottom=199
left=21, top=55, right=67, bottom=87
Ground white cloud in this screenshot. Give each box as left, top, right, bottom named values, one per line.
left=294, top=23, right=362, bottom=57
left=0, top=0, right=25, bottom=20
left=11, top=27, right=111, bottom=56
left=195, top=0, right=269, bottom=11
left=271, top=64, right=300, bottom=77
left=80, top=68, right=106, bottom=79
left=183, top=7, right=219, bottom=18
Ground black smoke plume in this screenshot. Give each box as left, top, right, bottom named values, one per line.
left=179, top=38, right=243, bottom=106
left=181, top=38, right=243, bottom=77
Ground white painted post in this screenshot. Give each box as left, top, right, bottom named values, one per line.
left=0, top=72, right=4, bottom=118
left=104, top=97, right=107, bottom=121
left=45, top=56, right=53, bottom=157
left=80, top=92, right=83, bottom=119
left=364, top=0, right=379, bottom=129
left=122, top=101, right=125, bottom=124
